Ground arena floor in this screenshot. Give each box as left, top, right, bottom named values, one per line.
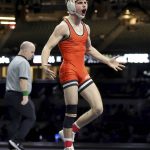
left=0, top=142, right=150, bottom=150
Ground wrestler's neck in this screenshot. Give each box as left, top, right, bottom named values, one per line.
left=68, top=15, right=82, bottom=26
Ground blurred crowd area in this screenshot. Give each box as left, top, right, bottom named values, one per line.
left=0, top=80, right=150, bottom=143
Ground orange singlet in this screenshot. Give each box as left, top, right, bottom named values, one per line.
left=58, top=19, right=93, bottom=92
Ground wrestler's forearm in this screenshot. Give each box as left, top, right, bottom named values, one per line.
left=87, top=47, right=110, bottom=65
left=41, top=45, right=52, bottom=66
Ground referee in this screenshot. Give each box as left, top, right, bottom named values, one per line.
left=4, top=41, right=36, bottom=150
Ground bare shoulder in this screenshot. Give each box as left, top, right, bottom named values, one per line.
left=55, top=21, right=69, bottom=36
left=84, top=23, right=90, bottom=33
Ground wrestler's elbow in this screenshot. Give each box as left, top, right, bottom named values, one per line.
left=43, top=44, right=54, bottom=53
left=86, top=48, right=92, bottom=54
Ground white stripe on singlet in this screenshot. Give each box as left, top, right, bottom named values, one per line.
left=78, top=79, right=93, bottom=92
left=63, top=80, right=78, bottom=89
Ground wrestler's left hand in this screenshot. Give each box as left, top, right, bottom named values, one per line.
left=107, top=56, right=125, bottom=71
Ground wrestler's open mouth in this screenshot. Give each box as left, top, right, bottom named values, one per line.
left=82, top=9, right=86, bottom=15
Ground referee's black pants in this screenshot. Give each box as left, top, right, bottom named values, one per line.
left=4, top=91, right=36, bottom=142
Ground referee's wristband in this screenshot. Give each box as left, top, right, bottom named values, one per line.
left=22, top=91, right=29, bottom=96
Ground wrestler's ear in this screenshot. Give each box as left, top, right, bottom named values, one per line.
left=66, top=0, right=76, bottom=14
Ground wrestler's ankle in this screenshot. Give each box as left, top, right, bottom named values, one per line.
left=72, top=122, right=80, bottom=133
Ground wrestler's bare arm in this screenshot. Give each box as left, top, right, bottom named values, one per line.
left=85, top=25, right=110, bottom=65
left=41, top=22, right=69, bottom=66
left=85, top=24, right=125, bottom=71
left=41, top=21, right=69, bottom=77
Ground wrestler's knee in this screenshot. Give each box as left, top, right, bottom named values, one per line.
left=92, top=104, right=103, bottom=117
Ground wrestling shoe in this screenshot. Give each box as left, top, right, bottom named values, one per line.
left=59, top=130, right=75, bottom=142
left=64, top=145, right=74, bottom=150
left=8, top=140, right=24, bottom=150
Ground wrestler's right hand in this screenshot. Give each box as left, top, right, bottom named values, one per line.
left=42, top=64, right=56, bottom=79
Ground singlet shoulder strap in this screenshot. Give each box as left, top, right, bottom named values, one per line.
left=81, top=21, right=88, bottom=34
left=63, top=18, right=87, bottom=36
left=64, top=18, right=73, bottom=30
